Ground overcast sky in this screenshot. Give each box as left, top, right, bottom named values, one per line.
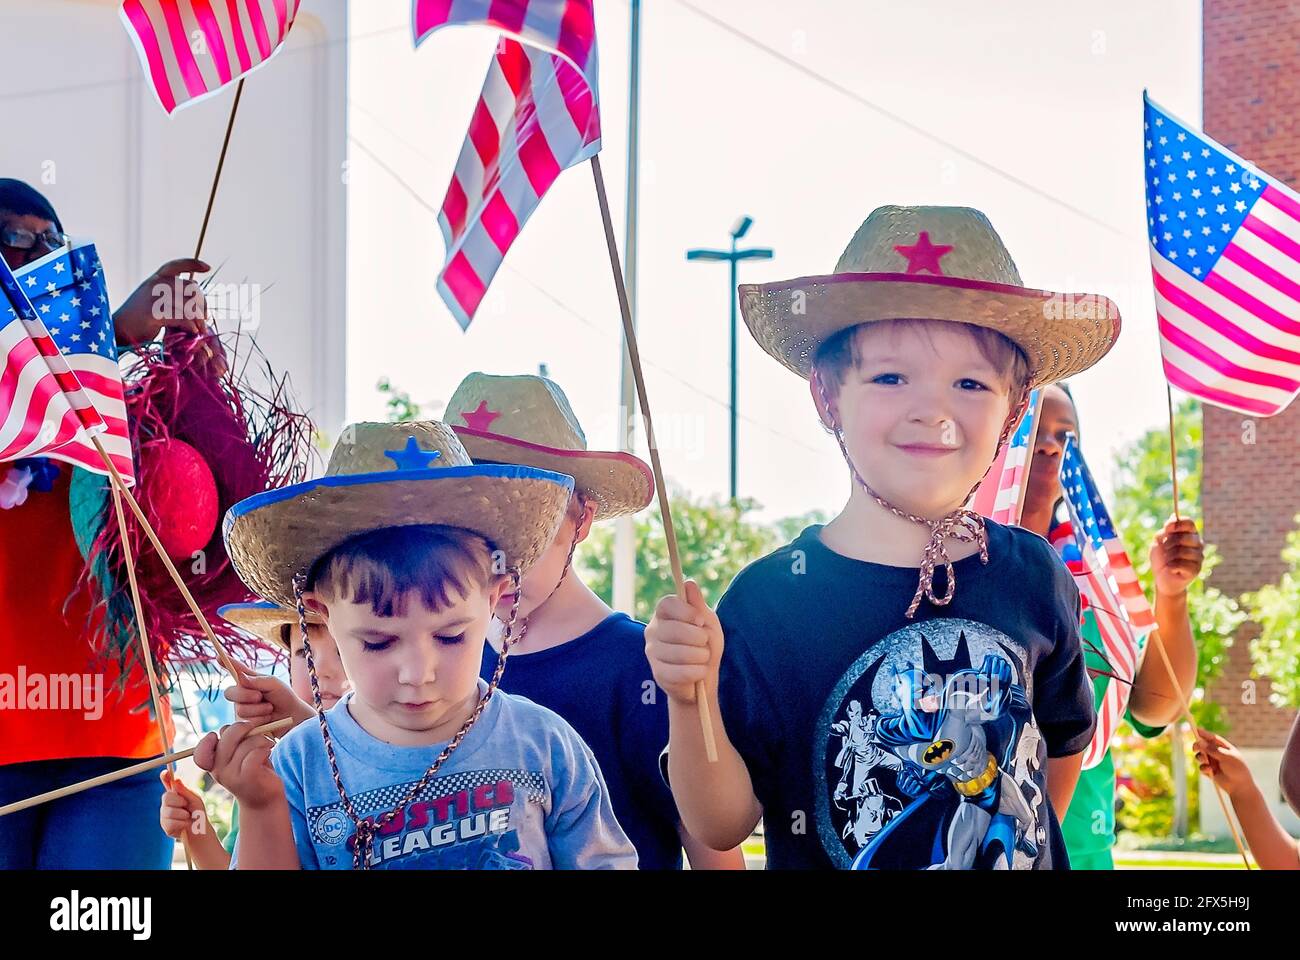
left=346, top=0, right=1201, bottom=521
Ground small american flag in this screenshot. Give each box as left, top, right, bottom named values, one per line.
left=971, top=388, right=1041, bottom=524
left=413, top=0, right=601, bottom=328
left=1143, top=91, right=1300, bottom=417
left=120, top=0, right=302, bottom=114
left=1, top=243, right=134, bottom=483
left=1056, top=435, right=1154, bottom=769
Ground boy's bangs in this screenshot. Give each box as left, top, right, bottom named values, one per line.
left=814, top=318, right=1030, bottom=398
left=309, top=525, right=497, bottom=617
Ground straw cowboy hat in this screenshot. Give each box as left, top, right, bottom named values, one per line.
left=738, top=205, right=1121, bottom=387
left=223, top=421, right=575, bottom=608
left=445, top=373, right=654, bottom=521
left=218, top=601, right=320, bottom=651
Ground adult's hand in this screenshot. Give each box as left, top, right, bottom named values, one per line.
left=112, top=258, right=211, bottom=347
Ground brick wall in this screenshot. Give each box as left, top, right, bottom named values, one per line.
left=1202, top=0, right=1300, bottom=747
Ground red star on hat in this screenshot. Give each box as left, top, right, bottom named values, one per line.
left=460, top=400, right=502, bottom=431
left=893, top=231, right=954, bottom=275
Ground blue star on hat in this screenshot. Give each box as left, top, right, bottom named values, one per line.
left=384, top=436, right=443, bottom=471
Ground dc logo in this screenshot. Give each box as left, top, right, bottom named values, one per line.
left=315, top=811, right=348, bottom=845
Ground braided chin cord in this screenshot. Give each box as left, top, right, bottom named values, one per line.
left=813, top=371, right=1032, bottom=619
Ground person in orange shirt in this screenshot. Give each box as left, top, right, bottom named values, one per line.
left=0, top=179, right=212, bottom=869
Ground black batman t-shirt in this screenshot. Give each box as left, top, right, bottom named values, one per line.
left=715, top=521, right=1095, bottom=870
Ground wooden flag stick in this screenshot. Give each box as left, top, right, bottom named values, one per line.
left=590, top=154, right=718, bottom=763
left=108, top=482, right=194, bottom=870
left=0, top=719, right=291, bottom=818
left=1166, top=383, right=1182, bottom=523
left=91, top=436, right=241, bottom=680
left=1146, top=628, right=1252, bottom=868
left=195, top=78, right=245, bottom=262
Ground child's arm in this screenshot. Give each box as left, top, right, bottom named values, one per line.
left=1046, top=752, right=1084, bottom=818
left=193, top=721, right=301, bottom=870
left=646, top=580, right=762, bottom=851
left=1129, top=519, right=1203, bottom=727
left=1196, top=729, right=1300, bottom=871
left=678, top=823, right=746, bottom=869
left=158, top=772, right=231, bottom=870
left=225, top=667, right=316, bottom=729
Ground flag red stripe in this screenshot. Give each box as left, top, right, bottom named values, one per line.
left=244, top=0, right=273, bottom=60
left=555, top=57, right=596, bottom=143
left=497, top=40, right=531, bottom=96
left=0, top=336, right=40, bottom=415
left=192, top=0, right=234, bottom=85
left=1262, top=184, right=1300, bottom=224
left=516, top=97, right=563, bottom=196
left=442, top=174, right=470, bottom=242
left=1241, top=214, right=1300, bottom=285
left=1158, top=314, right=1300, bottom=391
left=272, top=0, right=289, bottom=41
left=225, top=0, right=254, bottom=72
left=1161, top=356, right=1279, bottom=415
left=1221, top=243, right=1300, bottom=307
left=413, top=0, right=455, bottom=38
left=468, top=96, right=503, bottom=177
left=1152, top=267, right=1300, bottom=364
left=1205, top=267, right=1300, bottom=339
left=2, top=372, right=75, bottom=461
left=160, top=0, right=209, bottom=98
left=488, top=0, right=528, bottom=34
left=557, top=0, right=596, bottom=73
left=121, top=2, right=178, bottom=113
left=480, top=190, right=521, bottom=253
left=442, top=251, right=488, bottom=317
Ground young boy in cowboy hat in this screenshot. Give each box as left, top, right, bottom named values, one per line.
left=196, top=421, right=637, bottom=869
left=446, top=372, right=744, bottom=870
left=158, top=603, right=354, bottom=869
left=647, top=205, right=1118, bottom=869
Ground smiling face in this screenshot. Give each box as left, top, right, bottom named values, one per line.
left=814, top=319, right=1027, bottom=517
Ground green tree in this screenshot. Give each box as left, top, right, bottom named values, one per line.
left=1240, top=515, right=1300, bottom=710
left=1108, top=397, right=1245, bottom=729
left=377, top=377, right=425, bottom=423
left=579, top=490, right=800, bottom=620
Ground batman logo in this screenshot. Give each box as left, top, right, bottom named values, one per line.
left=923, top=739, right=954, bottom=764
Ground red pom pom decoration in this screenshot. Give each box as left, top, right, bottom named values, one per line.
left=141, top=437, right=218, bottom=559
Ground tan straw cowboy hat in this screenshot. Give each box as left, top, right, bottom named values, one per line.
left=218, top=601, right=321, bottom=651
left=445, top=373, right=654, bottom=521
left=738, top=205, right=1121, bottom=387
left=223, top=421, right=574, bottom=608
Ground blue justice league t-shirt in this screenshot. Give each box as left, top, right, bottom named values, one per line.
left=715, top=522, right=1095, bottom=870
left=251, top=679, right=638, bottom=869
left=480, top=613, right=683, bottom=869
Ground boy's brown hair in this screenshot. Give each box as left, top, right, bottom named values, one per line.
left=813, top=318, right=1031, bottom=401
left=307, top=525, right=500, bottom=617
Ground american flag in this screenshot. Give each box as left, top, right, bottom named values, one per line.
left=120, top=0, right=302, bottom=114
left=970, top=388, right=1041, bottom=524
left=413, top=0, right=601, bottom=328
left=1, top=243, right=135, bottom=483
left=1144, top=92, right=1300, bottom=417
left=1055, top=435, right=1155, bottom=769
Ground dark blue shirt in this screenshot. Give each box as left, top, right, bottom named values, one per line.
left=715, top=522, right=1095, bottom=870
left=481, top=613, right=683, bottom=869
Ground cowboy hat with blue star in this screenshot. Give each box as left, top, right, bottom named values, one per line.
left=223, top=421, right=574, bottom=607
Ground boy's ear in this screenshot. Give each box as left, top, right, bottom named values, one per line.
left=300, top=591, right=329, bottom=623
left=575, top=500, right=598, bottom=544
left=809, top=370, right=837, bottom=431
left=487, top=575, right=512, bottom=609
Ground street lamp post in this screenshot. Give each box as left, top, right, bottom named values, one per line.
left=687, top=217, right=773, bottom=501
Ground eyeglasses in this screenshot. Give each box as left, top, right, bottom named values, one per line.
left=0, top=226, right=68, bottom=253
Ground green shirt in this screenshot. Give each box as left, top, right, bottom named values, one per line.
left=1060, top=610, right=1163, bottom=868
left=222, top=800, right=240, bottom=857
